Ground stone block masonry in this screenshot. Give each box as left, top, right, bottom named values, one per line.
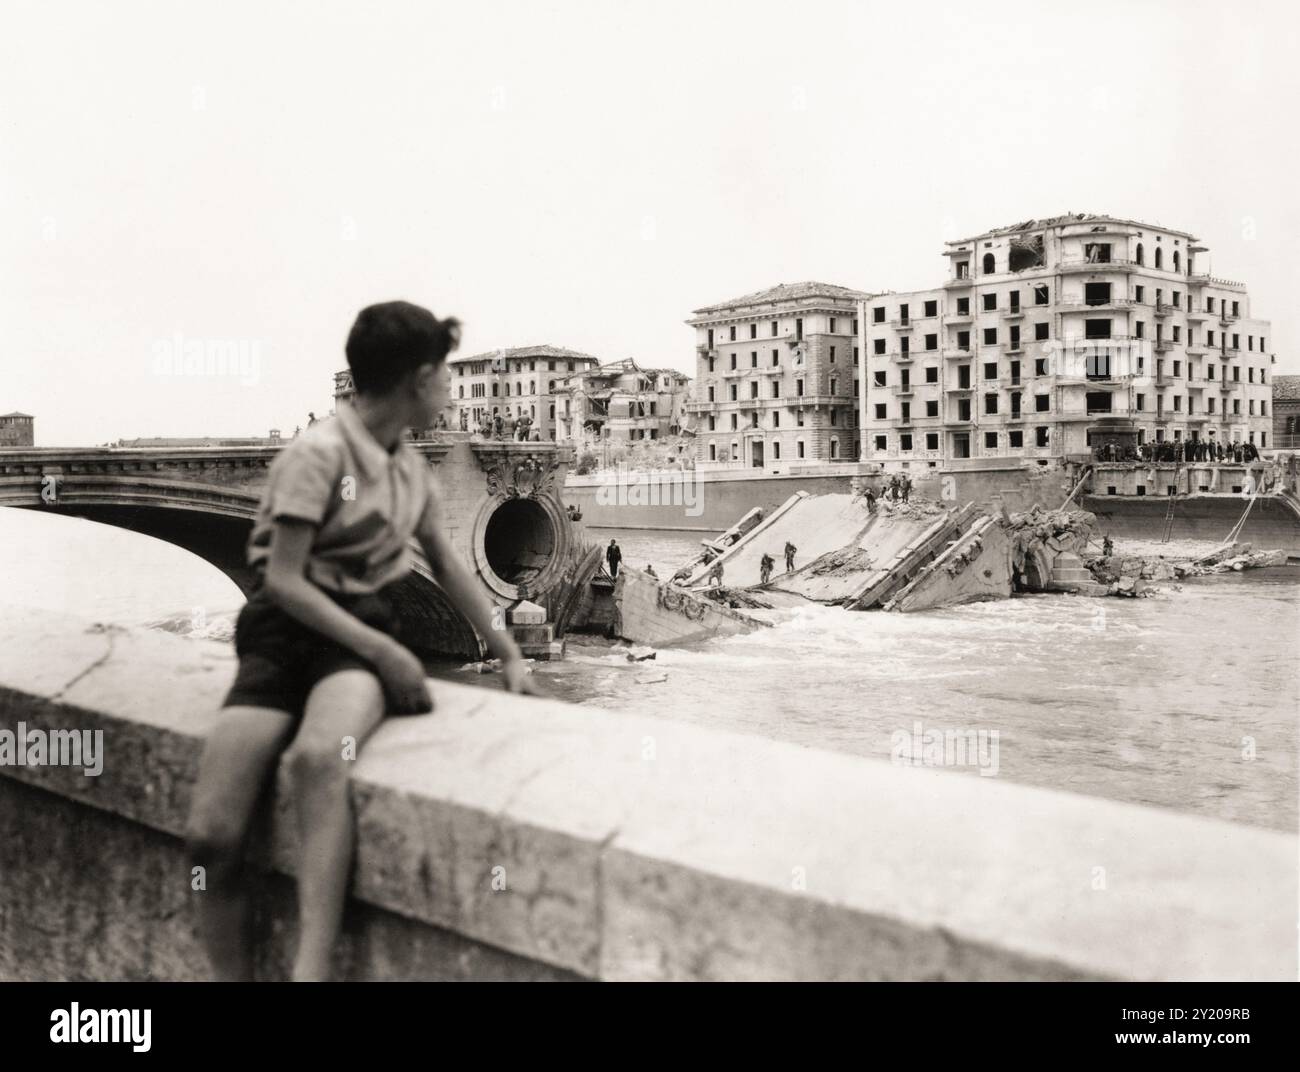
left=0, top=607, right=1294, bottom=981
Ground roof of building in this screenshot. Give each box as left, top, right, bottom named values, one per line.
left=451, top=344, right=601, bottom=365
left=567, top=357, right=690, bottom=382
left=691, top=281, right=873, bottom=316
left=0, top=411, right=34, bottom=418
left=947, top=213, right=1197, bottom=244
left=1272, top=375, right=1300, bottom=400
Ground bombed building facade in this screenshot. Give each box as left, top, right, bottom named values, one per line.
left=554, top=358, right=691, bottom=447
left=686, top=282, right=873, bottom=468
left=858, top=214, right=1276, bottom=468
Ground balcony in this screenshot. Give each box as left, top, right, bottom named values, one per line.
left=944, top=275, right=974, bottom=288
left=942, top=348, right=973, bottom=360
left=888, top=350, right=915, bottom=362
left=1154, top=338, right=1175, bottom=352
left=947, top=308, right=973, bottom=323
left=895, top=383, right=916, bottom=396
left=1005, top=340, right=1025, bottom=354
left=1186, top=309, right=1208, bottom=322
left=1003, top=306, right=1025, bottom=319
left=1055, top=298, right=1135, bottom=312
left=1153, top=303, right=1175, bottom=318
left=1058, top=256, right=1138, bottom=273
left=891, top=318, right=914, bottom=332
left=946, top=383, right=975, bottom=394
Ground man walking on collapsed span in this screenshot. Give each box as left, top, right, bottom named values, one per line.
left=784, top=541, right=796, bottom=573
left=760, top=553, right=774, bottom=585
left=606, top=538, right=622, bottom=578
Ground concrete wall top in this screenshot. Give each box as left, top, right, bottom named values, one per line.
left=0, top=608, right=1294, bottom=981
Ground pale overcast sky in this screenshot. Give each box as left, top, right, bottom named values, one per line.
left=2, top=0, right=1297, bottom=445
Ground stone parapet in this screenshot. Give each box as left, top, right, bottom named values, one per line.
left=0, top=608, right=1294, bottom=981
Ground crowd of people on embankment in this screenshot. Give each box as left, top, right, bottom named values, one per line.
left=1094, top=439, right=1262, bottom=464
left=471, top=411, right=544, bottom=441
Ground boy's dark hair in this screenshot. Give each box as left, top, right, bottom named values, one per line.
left=346, top=301, right=461, bottom=395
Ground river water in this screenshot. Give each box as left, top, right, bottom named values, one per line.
left=3, top=510, right=1297, bottom=833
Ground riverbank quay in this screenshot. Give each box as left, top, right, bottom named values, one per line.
left=0, top=607, right=1293, bottom=981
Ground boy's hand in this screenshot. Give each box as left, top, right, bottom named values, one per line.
left=371, top=640, right=433, bottom=713
left=501, top=656, right=539, bottom=696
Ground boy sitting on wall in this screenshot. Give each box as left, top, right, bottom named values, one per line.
left=186, top=301, right=533, bottom=981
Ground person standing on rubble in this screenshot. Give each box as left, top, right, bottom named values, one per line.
left=784, top=541, right=797, bottom=573
left=760, top=553, right=774, bottom=586
left=901, top=475, right=912, bottom=504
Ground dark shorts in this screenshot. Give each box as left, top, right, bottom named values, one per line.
left=222, top=582, right=406, bottom=718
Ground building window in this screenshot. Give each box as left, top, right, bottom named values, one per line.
left=773, top=441, right=781, bottom=459
left=982, top=253, right=995, bottom=274
left=798, top=440, right=807, bottom=458
left=1034, top=285, right=1049, bottom=305
left=983, top=293, right=997, bottom=311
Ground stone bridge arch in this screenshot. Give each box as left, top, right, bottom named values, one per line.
left=0, top=434, right=579, bottom=659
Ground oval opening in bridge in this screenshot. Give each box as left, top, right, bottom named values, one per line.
left=483, top=498, right=556, bottom=590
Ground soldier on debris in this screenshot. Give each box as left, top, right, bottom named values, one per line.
left=606, top=538, right=622, bottom=578
left=784, top=541, right=797, bottom=572
left=760, top=552, right=775, bottom=585
left=901, top=475, right=912, bottom=504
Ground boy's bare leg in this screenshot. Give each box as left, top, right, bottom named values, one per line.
left=286, top=669, right=387, bottom=982
left=186, top=706, right=297, bottom=981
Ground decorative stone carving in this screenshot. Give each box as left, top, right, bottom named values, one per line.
left=473, top=448, right=562, bottom=500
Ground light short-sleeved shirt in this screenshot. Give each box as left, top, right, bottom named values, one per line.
left=246, top=404, right=434, bottom=594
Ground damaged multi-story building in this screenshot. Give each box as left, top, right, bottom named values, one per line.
left=687, top=282, right=873, bottom=468
left=554, top=358, right=691, bottom=447
left=858, top=214, right=1276, bottom=468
